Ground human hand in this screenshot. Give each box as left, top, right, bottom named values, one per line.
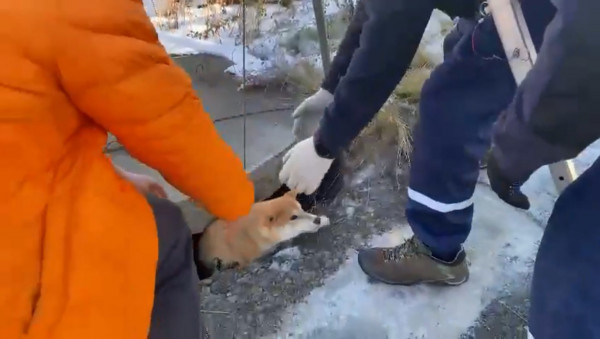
left=279, top=136, right=334, bottom=195
left=487, top=150, right=530, bottom=210
left=121, top=170, right=168, bottom=199
left=292, top=88, right=334, bottom=141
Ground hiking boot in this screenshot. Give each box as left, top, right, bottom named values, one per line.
left=357, top=236, right=469, bottom=286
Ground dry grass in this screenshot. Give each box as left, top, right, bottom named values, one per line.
left=238, top=3, right=267, bottom=44
left=393, top=67, right=432, bottom=103
left=348, top=93, right=417, bottom=169
left=349, top=48, right=434, bottom=167
left=274, top=45, right=435, bottom=168
left=279, top=59, right=324, bottom=95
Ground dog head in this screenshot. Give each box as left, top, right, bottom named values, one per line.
left=255, top=190, right=330, bottom=242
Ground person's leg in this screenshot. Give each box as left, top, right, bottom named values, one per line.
left=146, top=194, right=202, bottom=339
left=528, top=158, right=600, bottom=338
left=407, top=15, right=518, bottom=260
left=358, top=16, right=517, bottom=285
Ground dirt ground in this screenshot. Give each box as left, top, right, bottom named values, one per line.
left=200, top=157, right=409, bottom=338
left=198, top=152, right=533, bottom=338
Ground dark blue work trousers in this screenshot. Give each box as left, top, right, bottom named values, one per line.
left=406, top=1, right=554, bottom=260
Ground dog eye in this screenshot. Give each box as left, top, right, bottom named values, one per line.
left=290, top=215, right=298, bottom=220
left=269, top=216, right=275, bottom=222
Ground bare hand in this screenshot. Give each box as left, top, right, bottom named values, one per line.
left=123, top=171, right=168, bottom=199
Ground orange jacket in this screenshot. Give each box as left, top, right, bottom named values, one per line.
left=0, top=0, right=254, bottom=338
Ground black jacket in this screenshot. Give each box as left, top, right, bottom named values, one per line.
left=314, top=0, right=479, bottom=158
left=492, top=0, right=600, bottom=182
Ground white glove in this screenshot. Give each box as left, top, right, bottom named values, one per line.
left=279, top=137, right=334, bottom=195
left=292, top=88, right=334, bottom=141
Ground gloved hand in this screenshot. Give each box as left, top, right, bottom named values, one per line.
left=292, top=88, right=334, bottom=141
left=487, top=150, right=530, bottom=210
left=279, top=136, right=334, bottom=195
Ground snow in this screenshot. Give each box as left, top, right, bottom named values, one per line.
left=275, top=246, right=302, bottom=259
left=522, top=140, right=600, bottom=226
left=270, top=246, right=303, bottom=272
left=476, top=140, right=600, bottom=227
left=276, top=143, right=599, bottom=338
left=277, top=185, right=542, bottom=338
left=143, top=0, right=451, bottom=81
left=156, top=31, right=268, bottom=76
left=420, top=10, right=454, bottom=65
left=350, top=164, right=377, bottom=186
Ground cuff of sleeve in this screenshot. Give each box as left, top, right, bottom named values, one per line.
left=320, top=78, right=338, bottom=97
left=313, top=129, right=338, bottom=159
left=492, top=112, right=578, bottom=184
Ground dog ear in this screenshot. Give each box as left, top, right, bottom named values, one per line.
left=284, top=189, right=298, bottom=198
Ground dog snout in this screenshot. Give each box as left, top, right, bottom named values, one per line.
left=313, top=216, right=321, bottom=225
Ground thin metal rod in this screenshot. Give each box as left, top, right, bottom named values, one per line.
left=213, top=106, right=294, bottom=123
left=312, top=0, right=331, bottom=73
left=241, top=0, right=248, bottom=169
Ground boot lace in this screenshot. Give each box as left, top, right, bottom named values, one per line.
left=382, top=237, right=420, bottom=263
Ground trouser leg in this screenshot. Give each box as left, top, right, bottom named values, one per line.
left=146, top=195, right=202, bottom=339
left=406, top=16, right=516, bottom=260
left=529, top=157, right=600, bottom=339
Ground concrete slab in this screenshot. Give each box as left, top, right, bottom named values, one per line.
left=172, top=55, right=297, bottom=121
left=110, top=108, right=295, bottom=195
left=213, top=109, right=294, bottom=169
left=109, top=150, right=188, bottom=202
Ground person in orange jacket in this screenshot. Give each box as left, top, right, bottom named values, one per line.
left=0, top=0, right=254, bottom=338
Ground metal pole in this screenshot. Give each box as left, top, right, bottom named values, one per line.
left=488, top=0, right=577, bottom=193
left=312, top=0, right=331, bottom=73
left=242, top=0, right=248, bottom=169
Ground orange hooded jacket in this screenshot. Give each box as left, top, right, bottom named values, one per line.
left=0, top=0, right=254, bottom=337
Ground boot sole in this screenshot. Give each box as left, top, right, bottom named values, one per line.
left=357, top=255, right=470, bottom=286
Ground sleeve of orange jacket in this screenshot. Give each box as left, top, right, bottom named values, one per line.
left=54, top=0, right=253, bottom=221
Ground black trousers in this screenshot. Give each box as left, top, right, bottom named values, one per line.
left=146, top=194, right=202, bottom=339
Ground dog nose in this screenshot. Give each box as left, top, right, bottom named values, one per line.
left=313, top=217, right=321, bottom=225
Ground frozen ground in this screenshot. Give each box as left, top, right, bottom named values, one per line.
left=198, top=142, right=599, bottom=339
left=143, top=0, right=452, bottom=83
left=277, top=185, right=541, bottom=339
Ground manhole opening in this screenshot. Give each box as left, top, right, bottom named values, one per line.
left=192, top=158, right=344, bottom=280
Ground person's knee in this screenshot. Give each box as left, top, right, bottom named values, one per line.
left=145, top=194, right=192, bottom=261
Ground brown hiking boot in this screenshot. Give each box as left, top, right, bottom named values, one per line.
left=357, top=236, right=469, bottom=286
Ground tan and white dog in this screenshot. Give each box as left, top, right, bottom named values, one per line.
left=198, top=190, right=330, bottom=272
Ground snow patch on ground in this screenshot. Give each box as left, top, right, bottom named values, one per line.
left=351, top=164, right=377, bottom=187
left=157, top=31, right=268, bottom=76
left=519, top=140, right=599, bottom=226
left=275, top=246, right=302, bottom=259
left=270, top=246, right=303, bottom=272
left=420, top=10, right=454, bottom=65
left=477, top=141, right=599, bottom=227
left=276, top=185, right=542, bottom=338
left=144, top=1, right=451, bottom=82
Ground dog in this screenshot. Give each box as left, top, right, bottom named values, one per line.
left=197, top=190, right=330, bottom=274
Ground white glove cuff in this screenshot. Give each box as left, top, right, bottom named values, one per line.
left=313, top=88, right=334, bottom=105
